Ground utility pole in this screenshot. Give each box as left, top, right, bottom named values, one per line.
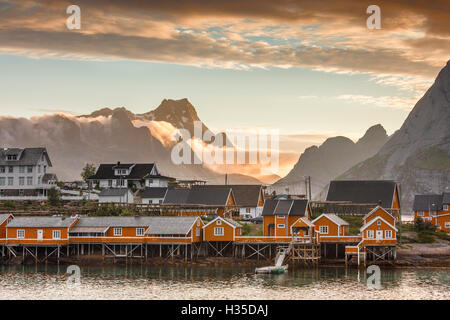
left=308, top=176, right=312, bottom=201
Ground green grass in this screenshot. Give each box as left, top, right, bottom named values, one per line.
left=415, top=147, right=450, bottom=170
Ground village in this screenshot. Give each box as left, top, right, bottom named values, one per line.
left=0, top=147, right=449, bottom=271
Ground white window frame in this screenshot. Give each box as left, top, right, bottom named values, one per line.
left=17, top=229, right=25, bottom=239
left=445, top=222, right=450, bottom=228
left=136, top=228, right=145, bottom=236
left=277, top=224, right=285, bottom=229
left=385, top=230, right=392, bottom=239
left=216, top=220, right=222, bottom=225
left=196, top=228, right=200, bottom=237
left=319, top=226, right=328, bottom=234
left=52, top=230, right=61, bottom=240
left=367, top=230, right=374, bottom=239
left=418, top=211, right=424, bottom=217
left=444, top=205, right=448, bottom=211
left=276, top=215, right=284, bottom=219
left=377, top=220, right=381, bottom=225
left=113, top=227, right=122, bottom=236
left=214, top=227, right=224, bottom=236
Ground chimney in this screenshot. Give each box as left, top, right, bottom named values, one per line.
left=117, top=161, right=121, bottom=166
left=378, top=200, right=382, bottom=206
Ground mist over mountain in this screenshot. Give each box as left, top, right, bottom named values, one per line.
left=269, top=124, right=389, bottom=196
left=0, top=99, right=258, bottom=184
left=340, top=61, right=450, bottom=212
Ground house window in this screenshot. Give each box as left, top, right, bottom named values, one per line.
left=197, top=220, right=200, bottom=227
left=445, top=222, right=450, bottom=228
left=444, top=205, right=449, bottom=211
left=0, top=190, right=4, bottom=196
left=0, top=177, right=5, bottom=186
left=214, top=227, right=224, bottom=236
left=8, top=166, right=13, bottom=173
left=276, top=215, right=284, bottom=219
left=377, top=220, right=381, bottom=225
left=113, top=228, right=122, bottom=236
left=8, top=177, right=13, bottom=186
left=7, top=155, right=17, bottom=161
left=385, top=230, right=392, bottom=239
left=27, top=166, right=33, bottom=173
left=158, top=200, right=163, bottom=204
left=147, top=179, right=153, bottom=184
left=277, top=224, right=285, bottom=228
left=108, top=180, right=113, bottom=187
left=19, top=166, right=25, bottom=173
left=19, top=177, right=25, bottom=186
left=53, top=230, right=61, bottom=239
left=216, top=220, right=222, bottom=225
left=319, top=226, right=328, bottom=234
left=418, top=211, right=424, bottom=217
left=136, top=228, right=145, bottom=236
left=27, top=177, right=33, bottom=186
left=17, top=229, right=25, bottom=239
left=196, top=228, right=200, bottom=237
left=0, top=166, right=4, bottom=173
left=367, top=230, right=374, bottom=238
left=246, top=208, right=251, bottom=213
left=19, top=189, right=24, bottom=196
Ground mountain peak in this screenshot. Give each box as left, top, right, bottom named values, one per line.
left=357, top=124, right=387, bottom=145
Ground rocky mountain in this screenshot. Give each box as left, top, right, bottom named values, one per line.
left=340, top=61, right=450, bottom=212
left=269, top=124, right=389, bottom=196
left=0, top=99, right=259, bottom=184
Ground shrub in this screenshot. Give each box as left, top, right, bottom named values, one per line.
left=47, top=187, right=62, bottom=207
left=414, top=218, right=436, bottom=232
left=3, top=201, right=16, bottom=209
left=242, top=223, right=252, bottom=236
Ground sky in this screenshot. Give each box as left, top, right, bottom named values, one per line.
left=0, top=0, right=449, bottom=176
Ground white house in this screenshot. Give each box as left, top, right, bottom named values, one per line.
left=88, top=162, right=173, bottom=190
left=0, top=147, right=57, bottom=199
left=139, top=187, right=168, bottom=204
left=98, top=188, right=135, bottom=204
left=193, top=184, right=265, bottom=218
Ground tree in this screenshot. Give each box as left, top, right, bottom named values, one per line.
left=47, top=187, right=62, bottom=206
left=81, top=163, right=96, bottom=183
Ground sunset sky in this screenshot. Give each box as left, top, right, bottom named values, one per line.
left=0, top=0, right=448, bottom=164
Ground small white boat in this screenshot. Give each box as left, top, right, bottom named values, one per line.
left=255, top=265, right=288, bottom=274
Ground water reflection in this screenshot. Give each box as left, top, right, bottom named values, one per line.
left=0, top=264, right=448, bottom=300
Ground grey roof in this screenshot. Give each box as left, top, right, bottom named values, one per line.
left=145, top=217, right=198, bottom=235
left=261, top=199, right=278, bottom=216
left=193, top=185, right=262, bottom=207
left=42, top=173, right=58, bottom=183
left=326, top=180, right=397, bottom=208
left=314, top=214, right=349, bottom=226
left=262, top=199, right=309, bottom=216
left=140, top=187, right=168, bottom=199
left=223, top=218, right=242, bottom=228
left=163, top=188, right=233, bottom=206
left=274, top=200, right=293, bottom=215
left=413, top=194, right=443, bottom=211
left=7, top=217, right=76, bottom=228
left=69, top=226, right=108, bottom=233
left=73, top=216, right=155, bottom=228
left=0, top=213, right=13, bottom=225
left=0, top=147, right=52, bottom=166
left=443, top=193, right=450, bottom=205
left=99, top=188, right=130, bottom=197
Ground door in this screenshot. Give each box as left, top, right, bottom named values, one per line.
left=37, top=229, right=43, bottom=241
left=376, top=230, right=383, bottom=240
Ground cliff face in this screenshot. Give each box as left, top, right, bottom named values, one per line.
left=341, top=61, right=450, bottom=212
left=271, top=124, right=389, bottom=196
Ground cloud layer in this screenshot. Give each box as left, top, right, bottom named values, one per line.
left=0, top=0, right=448, bottom=83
